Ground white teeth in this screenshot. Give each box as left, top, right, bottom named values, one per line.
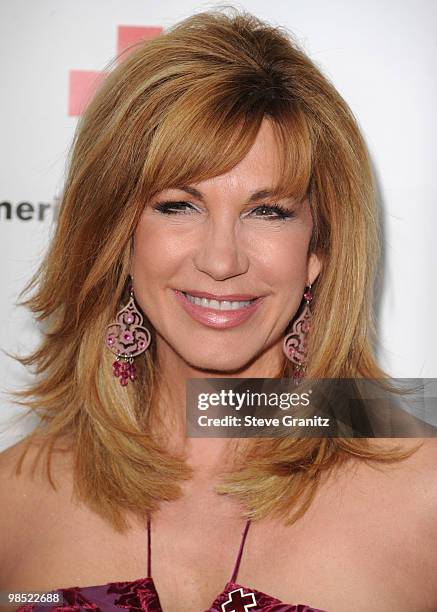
left=183, top=292, right=255, bottom=310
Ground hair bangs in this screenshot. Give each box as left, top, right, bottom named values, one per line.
left=138, top=78, right=270, bottom=197
left=267, top=109, right=313, bottom=204
left=138, top=83, right=313, bottom=206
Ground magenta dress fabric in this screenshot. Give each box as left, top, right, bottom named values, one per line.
left=17, top=518, right=327, bottom=611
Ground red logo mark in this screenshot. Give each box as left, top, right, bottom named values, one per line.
left=221, top=587, right=257, bottom=612
left=69, top=25, right=162, bottom=116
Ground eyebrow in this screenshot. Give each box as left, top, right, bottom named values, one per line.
left=175, top=185, right=287, bottom=204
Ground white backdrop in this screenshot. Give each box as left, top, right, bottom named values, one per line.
left=1, top=0, right=436, bottom=451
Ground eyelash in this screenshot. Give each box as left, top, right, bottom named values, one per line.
left=153, top=201, right=295, bottom=220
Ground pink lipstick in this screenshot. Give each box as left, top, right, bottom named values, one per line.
left=173, top=289, right=264, bottom=329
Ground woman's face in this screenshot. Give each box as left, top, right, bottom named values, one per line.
left=132, top=118, right=322, bottom=374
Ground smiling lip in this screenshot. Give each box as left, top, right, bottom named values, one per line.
left=180, top=289, right=259, bottom=300
left=172, top=289, right=264, bottom=329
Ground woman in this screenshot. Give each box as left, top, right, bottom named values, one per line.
left=1, top=8, right=436, bottom=612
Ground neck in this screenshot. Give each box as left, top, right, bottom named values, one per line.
left=149, top=334, right=284, bottom=477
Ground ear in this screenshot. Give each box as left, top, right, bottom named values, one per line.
left=307, top=251, right=323, bottom=286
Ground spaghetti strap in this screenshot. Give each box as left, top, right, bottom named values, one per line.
left=146, top=514, right=251, bottom=584
left=147, top=512, right=152, bottom=578
left=230, top=519, right=252, bottom=584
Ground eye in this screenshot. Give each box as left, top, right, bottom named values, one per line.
left=153, top=201, right=198, bottom=215
left=248, top=204, right=295, bottom=220
left=152, top=200, right=295, bottom=220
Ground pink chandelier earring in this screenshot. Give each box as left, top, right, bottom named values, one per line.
left=105, top=277, right=151, bottom=386
left=282, top=284, right=313, bottom=380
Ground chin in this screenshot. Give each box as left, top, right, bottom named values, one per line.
left=182, top=351, right=257, bottom=375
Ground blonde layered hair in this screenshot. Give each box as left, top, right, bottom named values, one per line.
left=11, top=9, right=420, bottom=532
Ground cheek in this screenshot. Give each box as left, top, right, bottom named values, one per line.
left=132, top=218, right=186, bottom=281
left=255, top=226, right=312, bottom=284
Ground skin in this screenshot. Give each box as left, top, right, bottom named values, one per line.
left=131, top=117, right=321, bottom=467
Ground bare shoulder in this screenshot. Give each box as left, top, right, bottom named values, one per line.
left=320, top=438, right=437, bottom=606
left=395, top=438, right=437, bottom=600
left=0, top=433, right=74, bottom=567
left=0, top=436, right=40, bottom=574
left=0, top=434, right=43, bottom=498
left=367, top=437, right=437, bottom=493
left=371, top=438, right=437, bottom=560
left=373, top=436, right=437, bottom=474
left=332, top=438, right=437, bottom=537
left=0, top=432, right=74, bottom=483
left=399, top=437, right=437, bottom=512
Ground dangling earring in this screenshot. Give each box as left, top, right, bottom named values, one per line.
left=282, top=284, right=313, bottom=380
left=105, top=277, right=151, bottom=386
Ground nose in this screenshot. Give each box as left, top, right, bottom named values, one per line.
left=192, top=215, right=250, bottom=281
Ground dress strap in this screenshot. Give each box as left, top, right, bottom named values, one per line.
left=147, top=513, right=152, bottom=578
left=230, top=519, right=252, bottom=583
left=146, top=514, right=252, bottom=583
